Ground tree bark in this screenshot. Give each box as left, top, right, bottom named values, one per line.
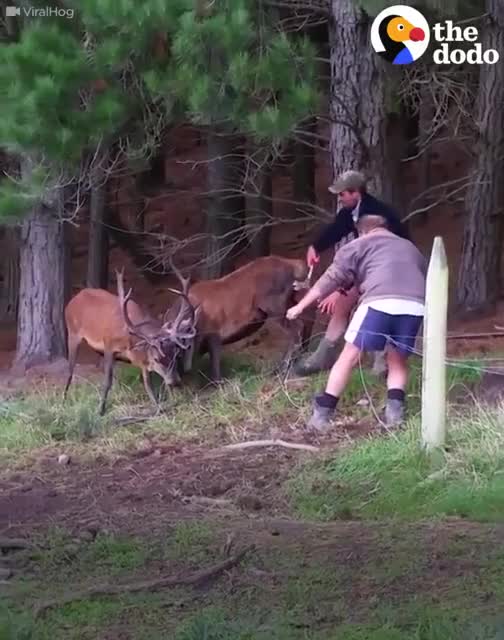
left=293, top=117, right=316, bottom=220
left=329, top=1, right=405, bottom=212
left=457, top=2, right=504, bottom=311
left=0, top=226, right=20, bottom=322
left=86, top=152, right=109, bottom=289
left=329, top=1, right=407, bottom=375
left=416, top=85, right=436, bottom=223
left=247, top=144, right=273, bottom=258
left=329, top=0, right=367, bottom=195
left=204, top=129, right=246, bottom=278
left=13, top=191, right=68, bottom=371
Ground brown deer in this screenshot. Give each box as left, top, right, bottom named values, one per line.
left=63, top=269, right=198, bottom=415
left=168, top=255, right=315, bottom=383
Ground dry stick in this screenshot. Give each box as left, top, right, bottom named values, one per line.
left=34, top=545, right=254, bottom=619
left=0, top=538, right=32, bottom=551
left=221, top=439, right=319, bottom=452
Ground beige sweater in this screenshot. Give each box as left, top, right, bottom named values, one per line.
left=316, top=228, right=427, bottom=305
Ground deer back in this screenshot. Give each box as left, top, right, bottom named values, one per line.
left=181, top=255, right=308, bottom=339
left=64, top=289, right=153, bottom=357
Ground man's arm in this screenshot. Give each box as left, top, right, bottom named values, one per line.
left=315, top=248, right=356, bottom=299
left=287, top=248, right=356, bottom=319
left=311, top=208, right=355, bottom=254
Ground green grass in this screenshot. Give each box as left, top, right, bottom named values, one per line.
left=289, top=397, right=504, bottom=522
left=1, top=351, right=499, bottom=638
left=0, top=351, right=484, bottom=466
left=5, top=517, right=504, bottom=640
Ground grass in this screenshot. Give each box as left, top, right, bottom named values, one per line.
left=3, top=350, right=504, bottom=639
left=0, top=350, right=484, bottom=462
left=0, top=353, right=386, bottom=470
left=289, top=396, right=504, bottom=522
left=5, top=519, right=504, bottom=639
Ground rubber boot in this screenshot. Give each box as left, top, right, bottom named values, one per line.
left=293, top=337, right=340, bottom=377
left=307, top=395, right=336, bottom=432
left=385, top=398, right=405, bottom=427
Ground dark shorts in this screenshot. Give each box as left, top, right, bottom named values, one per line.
left=344, top=305, right=423, bottom=356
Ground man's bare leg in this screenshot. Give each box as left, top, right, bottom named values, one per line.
left=307, top=342, right=361, bottom=430
left=384, top=347, right=408, bottom=426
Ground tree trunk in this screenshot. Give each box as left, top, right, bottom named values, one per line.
left=13, top=197, right=68, bottom=371
left=329, top=0, right=367, bottom=195
left=417, top=85, right=436, bottom=223
left=247, top=144, right=273, bottom=258
left=293, top=117, right=316, bottom=220
left=457, top=2, right=504, bottom=311
left=204, top=129, right=246, bottom=278
left=329, top=1, right=405, bottom=212
left=87, top=154, right=109, bottom=289
left=329, top=1, right=406, bottom=374
left=108, top=178, right=163, bottom=284
left=0, top=226, right=20, bottom=322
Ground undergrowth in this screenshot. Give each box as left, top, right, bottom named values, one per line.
left=0, top=352, right=484, bottom=467
left=289, top=400, right=504, bottom=522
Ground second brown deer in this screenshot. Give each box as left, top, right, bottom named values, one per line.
left=167, top=255, right=315, bottom=383
left=63, top=269, right=199, bottom=415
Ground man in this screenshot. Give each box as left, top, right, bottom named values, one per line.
left=294, top=169, right=410, bottom=376
left=287, top=214, right=426, bottom=430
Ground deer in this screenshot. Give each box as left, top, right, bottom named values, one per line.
left=63, top=269, right=199, bottom=415
left=166, top=255, right=316, bottom=384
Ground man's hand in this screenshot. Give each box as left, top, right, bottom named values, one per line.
left=286, top=304, right=302, bottom=321
left=306, top=246, right=320, bottom=267
left=318, top=291, right=343, bottom=315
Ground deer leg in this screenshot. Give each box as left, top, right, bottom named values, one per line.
left=63, top=333, right=81, bottom=401
left=141, top=367, right=160, bottom=408
left=300, top=307, right=316, bottom=353
left=182, top=338, right=196, bottom=374
left=274, top=316, right=305, bottom=375
left=207, top=334, right=223, bottom=384
left=98, top=351, right=115, bottom=416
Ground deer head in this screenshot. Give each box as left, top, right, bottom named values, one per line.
left=115, top=269, right=198, bottom=386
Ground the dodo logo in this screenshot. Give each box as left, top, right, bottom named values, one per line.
left=370, top=5, right=429, bottom=65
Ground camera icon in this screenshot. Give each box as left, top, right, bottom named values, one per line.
left=6, top=6, right=21, bottom=16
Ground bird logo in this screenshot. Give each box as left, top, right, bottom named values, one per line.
left=370, top=6, right=430, bottom=65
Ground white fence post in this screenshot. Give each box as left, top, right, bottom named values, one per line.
left=421, top=236, right=449, bottom=450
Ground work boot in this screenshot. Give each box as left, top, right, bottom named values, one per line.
left=385, top=398, right=405, bottom=427
left=293, top=337, right=340, bottom=377
left=306, top=395, right=336, bottom=432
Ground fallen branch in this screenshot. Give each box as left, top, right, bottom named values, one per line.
left=0, top=538, right=32, bottom=551
left=222, top=439, right=319, bottom=452
left=34, top=545, right=254, bottom=619
left=112, top=414, right=159, bottom=427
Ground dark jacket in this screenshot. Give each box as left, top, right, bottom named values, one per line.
left=312, top=193, right=410, bottom=253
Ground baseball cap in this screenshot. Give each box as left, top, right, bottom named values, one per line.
left=328, top=170, right=367, bottom=194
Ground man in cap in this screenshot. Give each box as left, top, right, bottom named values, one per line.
left=294, top=169, right=410, bottom=377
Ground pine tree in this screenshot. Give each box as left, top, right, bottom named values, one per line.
left=456, top=1, right=504, bottom=311
left=357, top=0, right=503, bottom=311
left=0, top=0, right=321, bottom=366
left=0, top=2, right=184, bottom=368
left=145, top=0, right=321, bottom=275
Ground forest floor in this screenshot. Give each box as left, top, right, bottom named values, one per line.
left=3, top=345, right=504, bottom=639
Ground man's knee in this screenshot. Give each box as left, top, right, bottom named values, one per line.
left=337, top=341, right=361, bottom=367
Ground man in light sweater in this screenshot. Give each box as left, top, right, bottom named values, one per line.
left=287, top=215, right=427, bottom=430
left=295, top=170, right=410, bottom=377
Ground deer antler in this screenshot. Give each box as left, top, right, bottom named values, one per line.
left=115, top=269, right=152, bottom=341
left=163, top=256, right=197, bottom=332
